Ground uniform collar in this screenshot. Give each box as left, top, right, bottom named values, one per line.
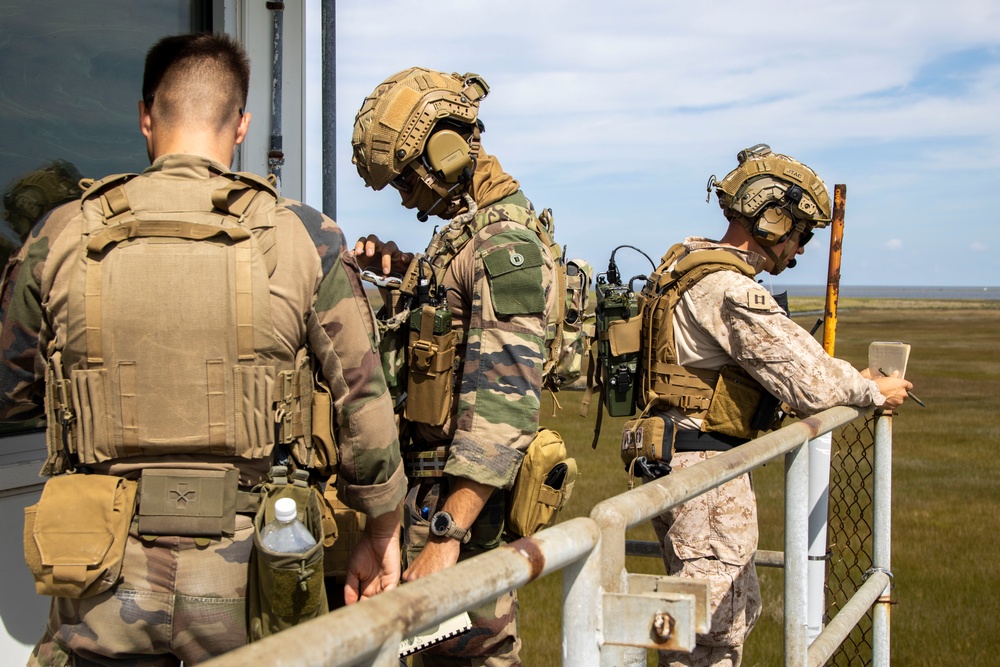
left=143, top=154, right=231, bottom=180
left=683, top=236, right=767, bottom=274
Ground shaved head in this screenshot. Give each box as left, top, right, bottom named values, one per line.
left=142, top=33, right=250, bottom=133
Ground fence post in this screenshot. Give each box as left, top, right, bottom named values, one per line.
left=871, top=414, right=893, bottom=667
left=785, top=440, right=809, bottom=666
left=563, top=527, right=603, bottom=666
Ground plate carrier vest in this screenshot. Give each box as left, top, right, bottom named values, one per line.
left=638, top=243, right=771, bottom=426
left=44, top=168, right=315, bottom=475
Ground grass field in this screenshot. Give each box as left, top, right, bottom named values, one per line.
left=518, top=299, right=1000, bottom=665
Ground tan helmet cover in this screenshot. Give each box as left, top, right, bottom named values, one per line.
left=351, top=68, right=489, bottom=190
left=714, top=144, right=832, bottom=227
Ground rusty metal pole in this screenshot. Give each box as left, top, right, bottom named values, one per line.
left=822, top=184, right=846, bottom=355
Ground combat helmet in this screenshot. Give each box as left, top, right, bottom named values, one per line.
left=2, top=160, right=83, bottom=239
left=352, top=68, right=489, bottom=219
left=710, top=144, right=831, bottom=273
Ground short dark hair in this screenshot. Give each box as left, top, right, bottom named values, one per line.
left=142, top=33, right=250, bottom=131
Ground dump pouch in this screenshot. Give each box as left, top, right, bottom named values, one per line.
left=507, top=428, right=578, bottom=538
left=404, top=305, right=455, bottom=426
left=702, top=364, right=764, bottom=440
left=248, top=470, right=328, bottom=641
left=23, top=474, right=137, bottom=599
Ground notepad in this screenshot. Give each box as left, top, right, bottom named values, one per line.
left=399, top=611, right=473, bottom=657
left=868, top=342, right=911, bottom=378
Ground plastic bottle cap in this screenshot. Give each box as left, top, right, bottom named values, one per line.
left=273, top=497, right=298, bottom=522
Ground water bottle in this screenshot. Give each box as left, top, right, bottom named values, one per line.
left=260, top=497, right=317, bottom=554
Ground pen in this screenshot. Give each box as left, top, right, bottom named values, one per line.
left=878, top=368, right=926, bottom=408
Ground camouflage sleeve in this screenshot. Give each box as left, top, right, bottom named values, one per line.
left=288, top=203, right=405, bottom=518
left=0, top=209, right=65, bottom=422
left=720, top=281, right=882, bottom=414
left=444, top=224, right=556, bottom=489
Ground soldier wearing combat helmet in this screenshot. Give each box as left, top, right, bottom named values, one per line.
left=352, top=67, right=560, bottom=666
left=629, top=144, right=912, bottom=667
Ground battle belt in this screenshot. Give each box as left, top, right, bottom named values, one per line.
left=403, top=445, right=449, bottom=478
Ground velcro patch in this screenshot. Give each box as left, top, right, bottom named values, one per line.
left=746, top=288, right=771, bottom=311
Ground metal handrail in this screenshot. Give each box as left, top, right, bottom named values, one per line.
left=202, top=405, right=890, bottom=667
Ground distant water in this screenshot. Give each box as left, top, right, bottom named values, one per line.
left=770, top=285, right=1000, bottom=301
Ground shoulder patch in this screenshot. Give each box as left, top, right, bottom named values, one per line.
left=746, top=287, right=772, bottom=311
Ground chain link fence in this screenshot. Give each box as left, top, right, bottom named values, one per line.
left=826, top=415, right=877, bottom=664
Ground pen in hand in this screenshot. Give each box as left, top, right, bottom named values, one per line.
left=878, top=367, right=926, bottom=408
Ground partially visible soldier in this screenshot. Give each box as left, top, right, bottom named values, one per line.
left=0, top=33, right=405, bottom=665
left=0, top=160, right=83, bottom=268
left=632, top=144, right=912, bottom=667
left=351, top=68, right=559, bottom=666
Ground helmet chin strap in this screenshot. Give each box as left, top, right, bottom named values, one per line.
left=761, top=223, right=806, bottom=275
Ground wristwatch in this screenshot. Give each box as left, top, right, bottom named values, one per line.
left=429, top=511, right=471, bottom=543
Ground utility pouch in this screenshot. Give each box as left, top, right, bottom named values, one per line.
left=248, top=468, right=328, bottom=641
left=137, top=468, right=238, bottom=537
left=702, top=365, right=763, bottom=440
left=310, top=372, right=339, bottom=477
left=23, top=474, right=137, bottom=599
left=621, top=415, right=674, bottom=479
left=321, top=479, right=366, bottom=579
left=404, top=305, right=455, bottom=426
left=507, top=428, right=578, bottom=538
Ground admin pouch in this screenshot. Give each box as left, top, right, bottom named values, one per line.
left=248, top=467, right=329, bottom=641
left=23, top=473, right=137, bottom=598
left=137, top=468, right=238, bottom=537
left=702, top=364, right=768, bottom=440
left=507, top=428, right=578, bottom=538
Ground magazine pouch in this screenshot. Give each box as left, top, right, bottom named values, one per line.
left=23, top=473, right=137, bottom=599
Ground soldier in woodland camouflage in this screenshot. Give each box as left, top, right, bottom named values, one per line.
left=635, top=145, right=913, bottom=667
left=0, top=34, right=405, bottom=665
left=351, top=68, right=558, bottom=666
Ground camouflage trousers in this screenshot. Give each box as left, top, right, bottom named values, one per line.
left=29, top=514, right=255, bottom=667
left=650, top=450, right=762, bottom=667
left=403, top=479, right=520, bottom=667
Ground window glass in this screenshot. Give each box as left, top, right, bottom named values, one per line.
left=0, top=1, right=209, bottom=265
left=0, top=1, right=208, bottom=435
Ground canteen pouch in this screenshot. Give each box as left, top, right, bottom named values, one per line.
left=404, top=305, right=455, bottom=426
left=507, top=428, right=578, bottom=538
left=621, top=415, right=674, bottom=475
left=137, top=468, right=238, bottom=537
left=248, top=474, right=328, bottom=641
left=23, top=474, right=137, bottom=599
left=321, top=478, right=366, bottom=579
left=703, top=364, right=764, bottom=440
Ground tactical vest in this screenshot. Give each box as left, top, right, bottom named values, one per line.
left=44, top=167, right=315, bottom=474
left=389, top=193, right=574, bottom=405
left=638, top=243, right=775, bottom=437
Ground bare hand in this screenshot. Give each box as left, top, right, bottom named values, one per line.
left=402, top=537, right=461, bottom=582
left=873, top=370, right=913, bottom=410
left=344, top=510, right=401, bottom=605
left=353, top=234, right=413, bottom=277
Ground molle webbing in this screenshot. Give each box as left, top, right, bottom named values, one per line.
left=639, top=244, right=756, bottom=414
left=47, top=168, right=301, bottom=471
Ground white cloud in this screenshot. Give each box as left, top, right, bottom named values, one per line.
left=885, top=239, right=904, bottom=250
left=333, top=0, right=1000, bottom=285
left=970, top=241, right=988, bottom=252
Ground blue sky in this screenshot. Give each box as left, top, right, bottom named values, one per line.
left=332, top=0, right=1000, bottom=287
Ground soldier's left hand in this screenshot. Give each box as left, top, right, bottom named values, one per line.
left=353, top=234, right=413, bottom=278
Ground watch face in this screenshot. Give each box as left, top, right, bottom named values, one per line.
left=431, top=512, right=451, bottom=536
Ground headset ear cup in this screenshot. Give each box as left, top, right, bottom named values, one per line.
left=754, top=207, right=794, bottom=247
left=424, top=129, right=474, bottom=183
